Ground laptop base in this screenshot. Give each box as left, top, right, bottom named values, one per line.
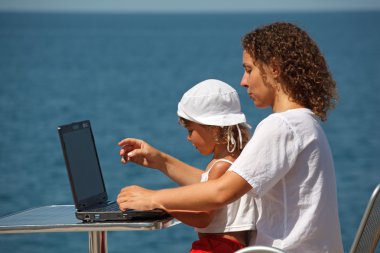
left=77, top=209, right=171, bottom=222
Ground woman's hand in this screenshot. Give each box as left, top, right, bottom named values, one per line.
left=117, top=185, right=158, bottom=211
left=118, top=138, right=166, bottom=170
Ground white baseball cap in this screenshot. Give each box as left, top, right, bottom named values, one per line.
left=177, top=79, right=246, bottom=126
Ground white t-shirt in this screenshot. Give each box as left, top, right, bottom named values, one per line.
left=230, top=108, right=343, bottom=253
left=196, top=159, right=256, bottom=233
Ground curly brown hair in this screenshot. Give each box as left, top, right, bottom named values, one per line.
left=178, top=117, right=251, bottom=157
left=242, top=22, right=338, bottom=121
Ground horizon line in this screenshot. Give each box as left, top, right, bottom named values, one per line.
left=1, top=8, right=379, bottom=14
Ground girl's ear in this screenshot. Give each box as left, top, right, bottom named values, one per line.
left=211, top=126, right=221, bottom=144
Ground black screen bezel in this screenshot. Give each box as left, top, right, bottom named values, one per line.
left=58, top=120, right=108, bottom=210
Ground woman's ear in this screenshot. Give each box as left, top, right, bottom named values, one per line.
left=270, top=58, right=281, bottom=79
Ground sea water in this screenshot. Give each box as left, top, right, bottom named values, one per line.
left=0, top=11, right=379, bottom=252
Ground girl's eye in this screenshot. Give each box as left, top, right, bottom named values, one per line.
left=188, top=130, right=193, bottom=135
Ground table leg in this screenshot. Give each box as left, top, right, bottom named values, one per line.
left=89, top=231, right=108, bottom=253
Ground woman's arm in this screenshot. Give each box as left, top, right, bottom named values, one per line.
left=118, top=138, right=203, bottom=185
left=117, top=171, right=252, bottom=212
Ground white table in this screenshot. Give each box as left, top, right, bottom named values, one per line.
left=0, top=205, right=178, bottom=253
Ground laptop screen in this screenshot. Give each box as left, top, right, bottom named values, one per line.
left=58, top=121, right=107, bottom=207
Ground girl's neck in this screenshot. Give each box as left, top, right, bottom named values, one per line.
left=212, top=144, right=235, bottom=161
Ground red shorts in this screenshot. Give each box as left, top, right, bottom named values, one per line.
left=189, top=235, right=245, bottom=253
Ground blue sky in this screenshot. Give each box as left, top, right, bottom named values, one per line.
left=1, top=0, right=380, bottom=12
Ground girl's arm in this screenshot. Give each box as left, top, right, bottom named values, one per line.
left=118, top=138, right=203, bottom=185
left=169, top=210, right=214, bottom=228
left=164, top=161, right=233, bottom=227
left=166, top=160, right=232, bottom=227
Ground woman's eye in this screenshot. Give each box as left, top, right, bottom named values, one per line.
left=188, top=130, right=193, bottom=135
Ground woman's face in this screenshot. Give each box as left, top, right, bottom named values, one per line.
left=240, top=50, right=276, bottom=109
left=185, top=122, right=216, bottom=156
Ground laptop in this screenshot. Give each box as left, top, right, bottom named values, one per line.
left=57, top=120, right=171, bottom=222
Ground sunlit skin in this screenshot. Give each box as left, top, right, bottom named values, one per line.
left=185, top=121, right=216, bottom=156
left=241, top=50, right=303, bottom=112
left=185, top=121, right=233, bottom=160
left=241, top=50, right=276, bottom=109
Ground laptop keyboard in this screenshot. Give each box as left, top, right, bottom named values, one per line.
left=88, top=202, right=121, bottom=212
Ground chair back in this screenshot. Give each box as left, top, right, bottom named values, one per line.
left=234, top=245, right=286, bottom=253
left=349, top=183, right=380, bottom=253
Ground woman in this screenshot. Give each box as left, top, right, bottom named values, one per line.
left=117, top=22, right=343, bottom=253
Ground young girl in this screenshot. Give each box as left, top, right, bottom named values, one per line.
left=117, top=22, right=343, bottom=252
left=120, top=79, right=256, bottom=252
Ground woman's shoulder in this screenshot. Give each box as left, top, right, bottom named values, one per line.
left=259, top=109, right=316, bottom=129
left=256, top=113, right=290, bottom=132
left=252, top=112, right=303, bottom=148
left=255, top=109, right=321, bottom=149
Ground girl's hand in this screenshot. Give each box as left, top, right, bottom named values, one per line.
left=118, top=138, right=165, bottom=170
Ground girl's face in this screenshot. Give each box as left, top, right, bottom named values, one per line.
left=185, top=122, right=216, bottom=156
left=240, top=50, right=276, bottom=109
